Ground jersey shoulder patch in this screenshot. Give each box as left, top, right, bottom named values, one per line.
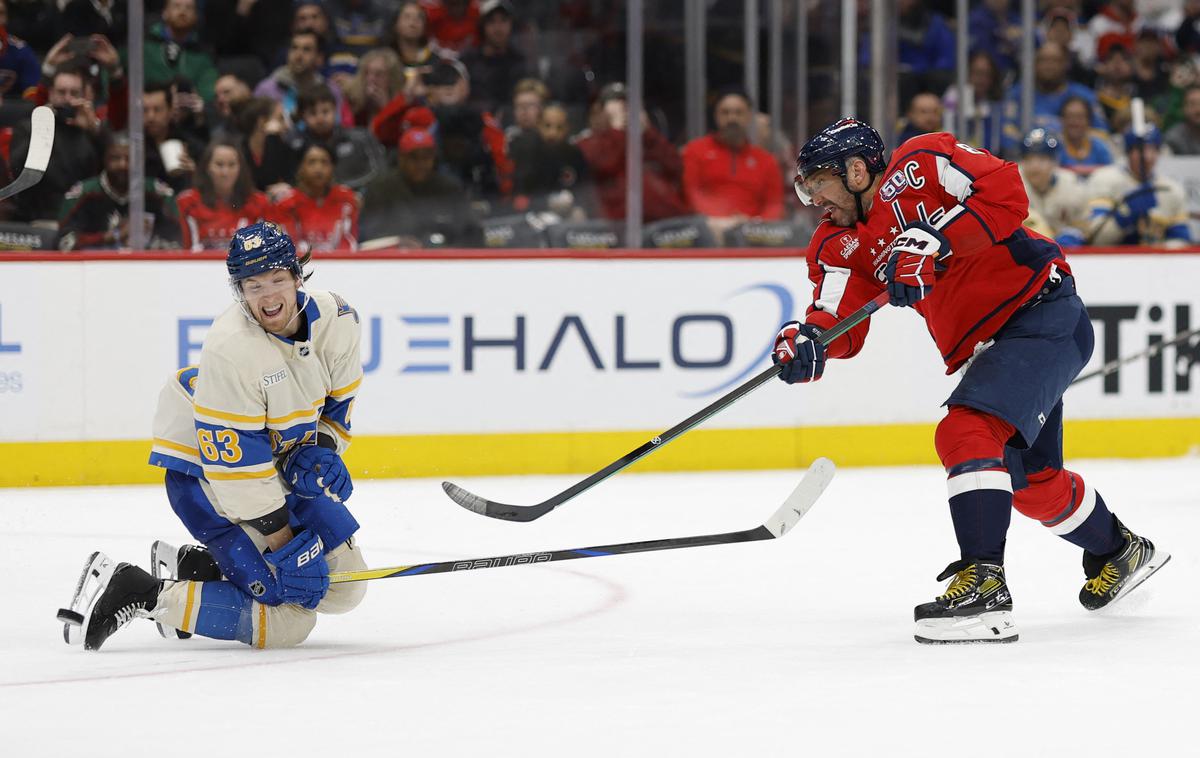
left=331, top=291, right=359, bottom=322
left=176, top=365, right=200, bottom=397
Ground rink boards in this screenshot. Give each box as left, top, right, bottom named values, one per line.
left=0, top=249, right=1196, bottom=486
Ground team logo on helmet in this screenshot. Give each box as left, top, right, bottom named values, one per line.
left=242, top=235, right=264, bottom=251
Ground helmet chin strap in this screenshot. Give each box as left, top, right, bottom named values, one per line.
left=277, top=287, right=312, bottom=337
left=840, top=169, right=875, bottom=225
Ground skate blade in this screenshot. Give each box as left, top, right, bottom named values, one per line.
left=914, top=611, right=1019, bottom=644
left=150, top=541, right=180, bottom=639
left=1091, top=550, right=1172, bottom=612
left=59, top=552, right=117, bottom=646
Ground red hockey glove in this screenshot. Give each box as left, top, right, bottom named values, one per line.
left=772, top=321, right=826, bottom=384
left=885, top=221, right=952, bottom=308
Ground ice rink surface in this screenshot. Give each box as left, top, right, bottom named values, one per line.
left=1, top=458, right=1196, bottom=757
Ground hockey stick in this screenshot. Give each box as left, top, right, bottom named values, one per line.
left=1070, top=324, right=1200, bottom=386
left=334, top=458, right=834, bottom=583
left=0, top=106, right=54, bottom=201
left=443, top=292, right=888, bottom=523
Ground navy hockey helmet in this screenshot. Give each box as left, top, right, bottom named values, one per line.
left=795, top=118, right=887, bottom=181
left=227, top=222, right=301, bottom=284
left=794, top=118, right=887, bottom=209
left=1021, top=128, right=1061, bottom=158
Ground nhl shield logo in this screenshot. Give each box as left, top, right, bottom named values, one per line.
left=249, top=580, right=266, bottom=597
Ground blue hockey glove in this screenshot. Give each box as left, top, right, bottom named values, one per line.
left=263, top=529, right=329, bottom=609
left=772, top=321, right=826, bottom=384
left=885, top=221, right=951, bottom=308
left=1121, top=184, right=1157, bottom=222
left=283, top=444, right=353, bottom=503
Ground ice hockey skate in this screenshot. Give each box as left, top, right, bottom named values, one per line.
left=58, top=552, right=161, bottom=651
left=150, top=541, right=222, bottom=638
left=1080, top=519, right=1171, bottom=611
left=913, top=560, right=1018, bottom=644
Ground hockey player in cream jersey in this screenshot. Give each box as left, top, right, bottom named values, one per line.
left=1085, top=126, right=1192, bottom=247
left=59, top=222, right=369, bottom=651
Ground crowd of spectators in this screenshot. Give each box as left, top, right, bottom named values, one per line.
left=0, top=0, right=1196, bottom=251
left=882, top=0, right=1200, bottom=247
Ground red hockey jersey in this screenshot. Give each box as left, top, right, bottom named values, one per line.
left=272, top=185, right=360, bottom=252
left=177, top=190, right=272, bottom=252
left=803, top=132, right=1068, bottom=373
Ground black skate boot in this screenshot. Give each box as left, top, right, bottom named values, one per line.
left=57, top=552, right=161, bottom=651
left=914, top=560, right=1018, bottom=644
left=1080, top=518, right=1171, bottom=611
left=151, top=541, right=222, bottom=639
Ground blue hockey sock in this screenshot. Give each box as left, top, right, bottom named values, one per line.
left=190, top=581, right=256, bottom=645
left=947, top=488, right=1013, bottom=563
left=1045, top=487, right=1124, bottom=556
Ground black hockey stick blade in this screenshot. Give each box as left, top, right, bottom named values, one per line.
left=443, top=292, right=887, bottom=522
left=335, top=458, right=835, bottom=583
left=0, top=106, right=53, bottom=202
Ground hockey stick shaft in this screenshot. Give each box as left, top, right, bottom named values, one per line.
left=1070, top=324, right=1200, bottom=386
left=442, top=293, right=886, bottom=521
left=0, top=106, right=54, bottom=202
left=336, top=458, right=834, bottom=583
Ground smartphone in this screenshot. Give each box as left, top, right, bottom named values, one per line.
left=58, top=104, right=77, bottom=120
left=66, top=37, right=94, bottom=57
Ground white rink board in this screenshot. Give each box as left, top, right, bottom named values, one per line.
left=0, top=254, right=1196, bottom=442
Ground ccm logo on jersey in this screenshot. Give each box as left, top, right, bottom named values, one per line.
left=262, top=368, right=288, bottom=387
left=296, top=539, right=323, bottom=567
left=879, top=160, right=925, bottom=202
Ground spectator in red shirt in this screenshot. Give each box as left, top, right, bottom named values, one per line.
left=176, top=139, right=272, bottom=250
left=681, top=87, right=785, bottom=236
left=423, top=0, right=479, bottom=53
left=273, top=142, right=360, bottom=251
left=577, top=82, right=689, bottom=222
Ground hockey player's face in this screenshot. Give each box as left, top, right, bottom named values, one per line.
left=798, top=167, right=858, bottom=227
left=242, top=270, right=301, bottom=335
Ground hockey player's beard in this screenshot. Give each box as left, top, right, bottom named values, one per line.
left=254, top=289, right=309, bottom=337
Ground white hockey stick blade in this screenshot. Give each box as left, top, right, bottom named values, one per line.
left=763, top=457, right=836, bottom=538
left=0, top=106, right=54, bottom=202
left=25, top=106, right=53, bottom=172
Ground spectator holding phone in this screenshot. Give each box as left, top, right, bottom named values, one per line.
left=7, top=64, right=101, bottom=222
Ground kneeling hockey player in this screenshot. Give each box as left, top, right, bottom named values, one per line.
left=61, top=222, right=368, bottom=650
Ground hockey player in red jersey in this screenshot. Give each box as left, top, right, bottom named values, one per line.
left=774, top=118, right=1170, bottom=643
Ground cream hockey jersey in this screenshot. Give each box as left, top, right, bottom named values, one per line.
left=149, top=289, right=362, bottom=523
left=1085, top=164, right=1191, bottom=246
